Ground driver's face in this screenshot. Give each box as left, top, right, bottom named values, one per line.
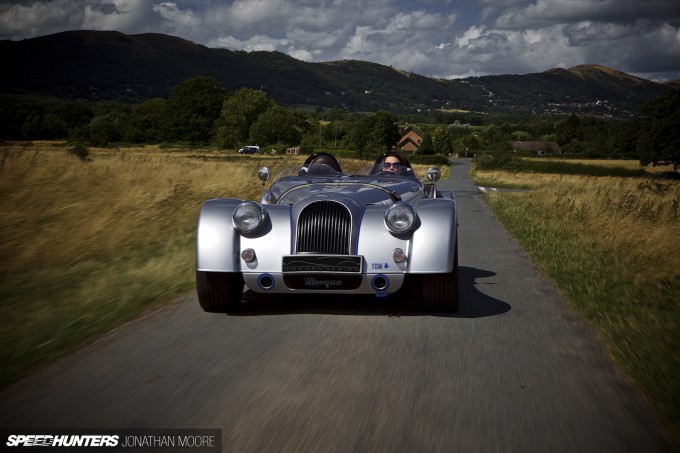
left=383, top=157, right=401, bottom=173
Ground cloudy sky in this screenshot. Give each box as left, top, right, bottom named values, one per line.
left=1, top=0, right=679, bottom=81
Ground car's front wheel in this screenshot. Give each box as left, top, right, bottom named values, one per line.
left=196, top=271, right=244, bottom=312
left=418, top=242, right=459, bottom=313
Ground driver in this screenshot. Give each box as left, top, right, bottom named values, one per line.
left=382, top=154, right=403, bottom=173
left=370, top=152, right=410, bottom=176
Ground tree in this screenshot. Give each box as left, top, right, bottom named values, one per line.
left=371, top=111, right=401, bottom=151
left=40, top=112, right=68, bottom=138
left=20, top=113, right=42, bottom=139
left=319, top=120, right=347, bottom=148
left=87, top=111, right=129, bottom=146
left=637, top=90, right=680, bottom=171
left=431, top=126, right=451, bottom=154
left=125, top=98, right=167, bottom=143
left=43, top=101, right=93, bottom=138
left=162, top=77, right=226, bottom=143
left=556, top=114, right=583, bottom=145
left=345, top=110, right=399, bottom=157
left=345, top=114, right=374, bottom=156
left=417, top=135, right=435, bottom=155
left=322, top=108, right=348, bottom=121
left=511, top=131, right=531, bottom=141
left=482, top=124, right=504, bottom=149
left=612, top=120, right=640, bottom=158
left=248, top=105, right=302, bottom=146
left=457, top=133, right=481, bottom=153
left=214, top=88, right=273, bottom=148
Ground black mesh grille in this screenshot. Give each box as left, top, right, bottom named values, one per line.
left=296, top=201, right=351, bottom=254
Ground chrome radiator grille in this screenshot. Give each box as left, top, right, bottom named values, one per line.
left=296, top=201, right=351, bottom=254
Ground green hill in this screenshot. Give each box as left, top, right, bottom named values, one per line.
left=0, top=30, right=672, bottom=116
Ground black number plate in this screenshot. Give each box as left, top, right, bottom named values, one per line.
left=282, top=255, right=362, bottom=273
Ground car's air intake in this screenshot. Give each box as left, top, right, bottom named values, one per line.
left=296, top=201, right=351, bottom=254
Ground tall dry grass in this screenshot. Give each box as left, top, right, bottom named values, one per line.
left=0, top=143, right=301, bottom=271
left=0, top=144, right=390, bottom=272
left=529, top=157, right=676, bottom=173
left=475, top=170, right=679, bottom=289
left=0, top=142, right=301, bottom=386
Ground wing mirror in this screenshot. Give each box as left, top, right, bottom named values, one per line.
left=258, top=166, right=270, bottom=183
left=258, top=167, right=270, bottom=202
left=425, top=167, right=441, bottom=198
left=426, top=167, right=441, bottom=182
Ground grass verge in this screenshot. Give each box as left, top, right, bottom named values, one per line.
left=479, top=170, right=679, bottom=441
left=0, top=236, right=195, bottom=388
left=468, top=166, right=531, bottom=190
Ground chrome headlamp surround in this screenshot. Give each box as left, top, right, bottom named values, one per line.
left=233, top=202, right=266, bottom=234
left=384, top=202, right=417, bottom=235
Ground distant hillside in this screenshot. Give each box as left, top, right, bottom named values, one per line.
left=0, top=30, right=673, bottom=116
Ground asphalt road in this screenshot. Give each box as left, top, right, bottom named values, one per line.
left=0, top=158, right=674, bottom=451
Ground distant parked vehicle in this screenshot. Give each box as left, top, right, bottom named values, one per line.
left=238, top=146, right=259, bottom=154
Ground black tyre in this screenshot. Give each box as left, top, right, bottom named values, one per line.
left=419, top=241, right=459, bottom=313
left=196, top=271, right=244, bottom=312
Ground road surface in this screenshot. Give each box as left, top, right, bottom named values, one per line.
left=0, top=158, right=673, bottom=451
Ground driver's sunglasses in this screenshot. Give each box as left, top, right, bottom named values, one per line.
left=383, top=162, right=401, bottom=168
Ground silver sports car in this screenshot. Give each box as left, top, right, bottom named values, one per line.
left=196, top=152, right=458, bottom=312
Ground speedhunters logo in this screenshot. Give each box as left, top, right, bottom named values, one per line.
left=6, top=435, right=118, bottom=447
left=2, top=430, right=221, bottom=452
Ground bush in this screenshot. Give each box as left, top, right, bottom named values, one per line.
left=68, top=143, right=89, bottom=161
left=474, top=152, right=515, bottom=170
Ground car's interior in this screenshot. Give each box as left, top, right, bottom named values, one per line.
left=299, top=152, right=343, bottom=176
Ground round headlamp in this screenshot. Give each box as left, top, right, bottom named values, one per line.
left=384, top=203, right=417, bottom=235
left=233, top=202, right=265, bottom=234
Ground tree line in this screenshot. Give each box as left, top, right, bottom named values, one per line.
left=1, top=76, right=677, bottom=169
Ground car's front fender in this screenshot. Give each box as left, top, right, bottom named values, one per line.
left=196, top=199, right=242, bottom=272
left=409, top=198, right=457, bottom=272
left=356, top=198, right=456, bottom=274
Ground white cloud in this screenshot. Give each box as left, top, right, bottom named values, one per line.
left=218, top=0, right=288, bottom=31
left=0, top=0, right=678, bottom=81
left=286, top=28, right=344, bottom=51
left=209, top=33, right=291, bottom=52
left=84, top=0, right=158, bottom=31
left=0, top=1, right=85, bottom=38
left=423, top=24, right=587, bottom=78
left=0, top=0, right=161, bottom=39
left=288, top=47, right=318, bottom=61
left=151, top=1, right=201, bottom=36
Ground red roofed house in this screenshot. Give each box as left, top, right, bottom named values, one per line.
left=397, top=125, right=425, bottom=154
